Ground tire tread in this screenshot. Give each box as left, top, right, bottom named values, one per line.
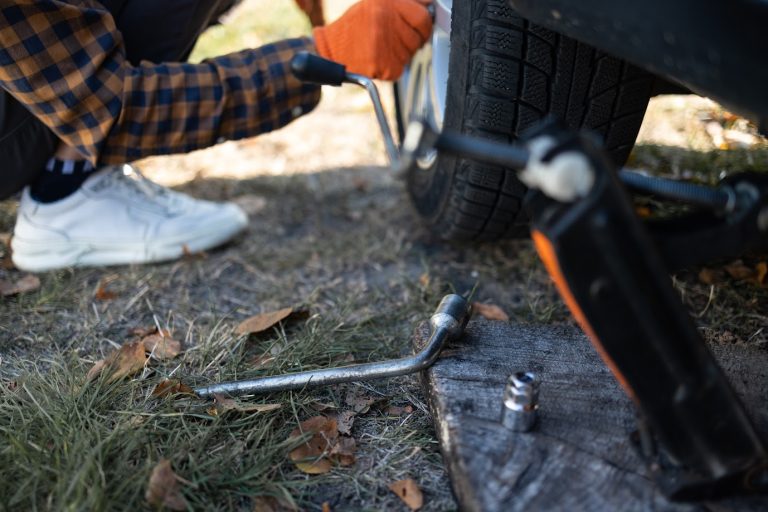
left=409, top=0, right=653, bottom=241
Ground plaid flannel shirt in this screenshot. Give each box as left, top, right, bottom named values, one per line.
left=0, top=0, right=321, bottom=165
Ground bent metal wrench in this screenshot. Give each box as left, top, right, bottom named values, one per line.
left=194, top=294, right=471, bottom=398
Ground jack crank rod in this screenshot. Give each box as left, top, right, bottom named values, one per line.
left=195, top=294, right=470, bottom=398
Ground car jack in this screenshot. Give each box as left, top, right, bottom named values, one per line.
left=282, top=53, right=768, bottom=500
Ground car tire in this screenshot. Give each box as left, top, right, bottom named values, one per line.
left=401, top=0, right=654, bottom=241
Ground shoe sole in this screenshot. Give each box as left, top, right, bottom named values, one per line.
left=11, top=222, right=246, bottom=272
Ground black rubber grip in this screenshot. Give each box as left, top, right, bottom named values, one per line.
left=290, top=52, right=347, bottom=86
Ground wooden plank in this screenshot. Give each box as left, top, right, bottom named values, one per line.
left=415, top=320, right=768, bottom=511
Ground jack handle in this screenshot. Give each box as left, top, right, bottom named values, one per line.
left=291, top=52, right=400, bottom=166
left=194, top=294, right=470, bottom=398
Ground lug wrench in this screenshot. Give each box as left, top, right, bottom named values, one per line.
left=291, top=52, right=736, bottom=211
left=291, top=52, right=400, bottom=165
left=195, top=294, right=470, bottom=398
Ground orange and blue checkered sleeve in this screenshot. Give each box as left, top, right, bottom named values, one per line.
left=0, top=0, right=321, bottom=165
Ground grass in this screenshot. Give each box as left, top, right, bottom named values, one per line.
left=1, top=289, right=446, bottom=511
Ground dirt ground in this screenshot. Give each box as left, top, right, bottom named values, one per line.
left=2, top=1, right=768, bottom=510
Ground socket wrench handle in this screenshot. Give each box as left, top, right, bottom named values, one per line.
left=290, top=52, right=400, bottom=166
left=290, top=52, right=347, bottom=86
left=194, top=294, right=470, bottom=398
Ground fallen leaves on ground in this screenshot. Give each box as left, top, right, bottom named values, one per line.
left=87, top=328, right=182, bottom=383
left=345, top=389, right=384, bottom=414
left=0, top=233, right=14, bottom=269
left=152, top=379, right=195, bottom=398
left=697, top=267, right=724, bottom=285
left=335, top=410, right=356, bottom=436
left=141, top=329, right=182, bottom=360
left=0, top=274, right=40, bottom=297
left=207, top=393, right=282, bottom=416
left=145, top=459, right=186, bottom=511
left=724, top=260, right=755, bottom=281
left=182, top=244, right=208, bottom=260
left=389, top=479, right=424, bottom=510
left=699, top=260, right=768, bottom=287
left=472, top=302, right=510, bottom=322
left=87, top=340, right=147, bottom=383
left=94, top=283, right=117, bottom=301
left=386, top=405, right=414, bottom=416
left=236, top=307, right=310, bottom=336
left=287, top=416, right=356, bottom=474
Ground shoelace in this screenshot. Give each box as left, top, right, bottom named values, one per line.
left=103, top=165, right=185, bottom=211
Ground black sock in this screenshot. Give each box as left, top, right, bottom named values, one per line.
left=30, top=159, right=95, bottom=203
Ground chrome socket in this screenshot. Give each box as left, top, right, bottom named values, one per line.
left=501, top=372, right=540, bottom=432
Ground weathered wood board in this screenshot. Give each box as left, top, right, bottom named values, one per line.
left=414, top=319, right=768, bottom=511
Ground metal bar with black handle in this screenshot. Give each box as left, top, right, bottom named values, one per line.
left=290, top=52, right=400, bottom=165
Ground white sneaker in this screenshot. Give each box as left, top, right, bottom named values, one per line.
left=12, top=165, right=248, bottom=271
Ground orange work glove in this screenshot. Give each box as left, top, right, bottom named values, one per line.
left=313, top=0, right=433, bottom=81
left=294, top=0, right=325, bottom=27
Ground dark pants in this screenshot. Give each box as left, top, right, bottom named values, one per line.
left=0, top=0, right=240, bottom=199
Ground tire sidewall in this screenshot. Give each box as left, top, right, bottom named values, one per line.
left=405, top=0, right=473, bottom=226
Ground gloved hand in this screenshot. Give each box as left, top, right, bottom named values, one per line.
left=313, top=0, right=432, bottom=81
left=294, top=0, right=325, bottom=27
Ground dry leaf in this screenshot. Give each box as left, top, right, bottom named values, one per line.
left=236, top=307, right=309, bottom=336
left=724, top=260, right=754, bottom=281
left=418, top=273, right=430, bottom=288
left=336, top=410, right=356, bottom=436
left=329, top=436, right=356, bottom=467
left=131, top=326, right=160, bottom=338
left=87, top=340, right=147, bottom=383
left=0, top=233, right=14, bottom=270
left=0, top=274, right=40, bottom=297
left=145, top=459, right=186, bottom=511
left=322, top=503, right=332, bottom=512
left=142, top=331, right=182, bottom=360
left=472, top=302, right=510, bottom=322
left=286, top=415, right=358, bottom=474
left=389, top=479, right=424, bottom=511
left=344, top=390, right=383, bottom=414
left=1, top=252, right=14, bottom=270
left=635, top=205, right=652, bottom=218
left=182, top=244, right=208, bottom=260
left=211, top=393, right=281, bottom=415
left=86, top=359, right=107, bottom=382
left=698, top=267, right=722, bottom=285
left=386, top=405, right=414, bottom=416
left=152, top=379, right=195, bottom=398
left=94, top=282, right=117, bottom=301
left=756, top=262, right=768, bottom=285
left=288, top=416, right=338, bottom=475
